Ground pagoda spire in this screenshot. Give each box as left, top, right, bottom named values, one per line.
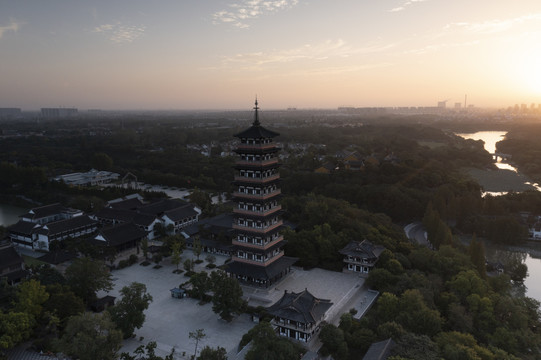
left=253, top=97, right=260, bottom=126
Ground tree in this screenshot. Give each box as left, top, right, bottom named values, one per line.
left=65, top=257, right=113, bottom=304
left=189, top=329, right=206, bottom=358
left=506, top=258, right=528, bottom=283
left=171, top=240, right=183, bottom=271
left=0, top=311, right=34, bottom=352
left=31, top=263, right=66, bottom=286
left=210, top=271, right=245, bottom=321
left=44, top=284, right=85, bottom=328
left=184, top=258, right=194, bottom=273
left=142, top=237, right=149, bottom=260
left=108, top=282, right=153, bottom=338
left=120, top=341, right=175, bottom=360
left=193, top=236, right=203, bottom=261
left=14, top=279, right=49, bottom=319
left=205, top=255, right=216, bottom=266
left=319, top=323, right=348, bottom=360
left=244, top=321, right=304, bottom=360
left=197, top=346, right=227, bottom=360
left=153, top=223, right=167, bottom=239
left=190, top=272, right=210, bottom=303
left=92, top=152, right=113, bottom=170
left=189, top=187, right=213, bottom=216
left=57, top=312, right=122, bottom=360
left=469, top=234, right=486, bottom=279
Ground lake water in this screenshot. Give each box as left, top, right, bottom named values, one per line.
left=456, top=131, right=541, bottom=195
left=457, top=131, right=541, bottom=301
left=0, top=203, right=27, bottom=227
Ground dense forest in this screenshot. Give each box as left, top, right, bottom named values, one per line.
left=2, top=115, right=541, bottom=359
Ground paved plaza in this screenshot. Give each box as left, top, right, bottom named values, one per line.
left=100, top=250, right=374, bottom=359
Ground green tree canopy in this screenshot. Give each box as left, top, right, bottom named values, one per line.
left=209, top=270, right=245, bottom=322
left=57, top=312, right=122, bottom=360
left=244, top=321, right=305, bottom=360
left=108, top=282, right=153, bottom=338
left=65, top=257, right=113, bottom=304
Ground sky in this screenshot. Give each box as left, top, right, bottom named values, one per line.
left=1, top=0, right=541, bottom=110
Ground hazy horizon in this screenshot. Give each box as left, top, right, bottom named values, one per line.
left=2, top=1, right=541, bottom=110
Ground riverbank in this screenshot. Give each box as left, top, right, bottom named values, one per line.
left=464, top=167, right=536, bottom=193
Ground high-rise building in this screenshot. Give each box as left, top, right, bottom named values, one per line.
left=225, top=100, right=297, bottom=287
left=41, top=108, right=78, bottom=118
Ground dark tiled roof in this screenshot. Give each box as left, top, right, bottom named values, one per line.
left=362, top=338, right=396, bottom=360
left=0, top=245, right=23, bottom=269
left=138, top=199, right=188, bottom=216
left=109, top=197, right=144, bottom=210
left=9, top=220, right=39, bottom=235
left=185, top=236, right=234, bottom=252
left=37, top=215, right=98, bottom=235
left=97, top=222, right=147, bottom=247
left=163, top=204, right=198, bottom=222
left=339, top=240, right=385, bottom=259
left=183, top=213, right=234, bottom=237
left=132, top=212, right=157, bottom=227
left=94, top=207, right=156, bottom=227
left=225, top=256, right=297, bottom=281
left=21, top=203, right=65, bottom=220
left=266, top=288, right=333, bottom=324
left=234, top=124, right=279, bottom=139
left=38, top=250, right=77, bottom=265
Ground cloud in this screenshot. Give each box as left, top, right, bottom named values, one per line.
left=405, top=40, right=481, bottom=55
left=444, top=13, right=541, bottom=34
left=219, top=39, right=395, bottom=69
left=213, top=0, right=299, bottom=28
left=93, top=22, right=145, bottom=43
left=389, top=0, right=429, bottom=12
left=0, top=19, right=22, bottom=39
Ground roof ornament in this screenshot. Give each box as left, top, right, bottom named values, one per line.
left=253, top=96, right=260, bottom=126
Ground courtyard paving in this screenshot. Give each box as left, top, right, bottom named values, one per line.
left=98, top=250, right=374, bottom=359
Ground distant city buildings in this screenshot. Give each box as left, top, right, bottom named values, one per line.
left=0, top=108, right=22, bottom=119
left=41, top=107, right=78, bottom=118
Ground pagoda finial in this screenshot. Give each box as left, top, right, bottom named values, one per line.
left=253, top=96, right=260, bottom=126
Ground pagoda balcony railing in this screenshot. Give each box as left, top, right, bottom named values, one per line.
left=233, top=205, right=282, bottom=217
left=235, top=159, right=279, bottom=167
left=234, top=174, right=280, bottom=183
left=236, top=143, right=276, bottom=151
left=232, top=190, right=281, bottom=200
left=232, top=251, right=284, bottom=266
left=232, top=235, right=284, bottom=250
left=232, top=221, right=283, bottom=233
left=344, top=258, right=376, bottom=265
left=273, top=319, right=313, bottom=331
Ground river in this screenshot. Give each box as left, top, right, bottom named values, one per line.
left=456, top=131, right=541, bottom=302
left=0, top=203, right=27, bottom=227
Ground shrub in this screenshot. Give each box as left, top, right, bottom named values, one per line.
left=129, top=254, right=138, bottom=265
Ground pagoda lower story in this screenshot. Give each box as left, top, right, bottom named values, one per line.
left=225, top=256, right=298, bottom=288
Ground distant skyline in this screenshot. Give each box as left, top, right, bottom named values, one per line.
left=1, top=1, right=540, bottom=110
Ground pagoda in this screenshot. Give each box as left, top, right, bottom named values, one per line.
left=225, top=99, right=297, bottom=287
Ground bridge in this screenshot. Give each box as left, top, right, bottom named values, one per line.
left=491, top=152, right=512, bottom=161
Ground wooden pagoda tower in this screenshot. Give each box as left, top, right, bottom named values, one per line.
left=225, top=99, right=297, bottom=287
